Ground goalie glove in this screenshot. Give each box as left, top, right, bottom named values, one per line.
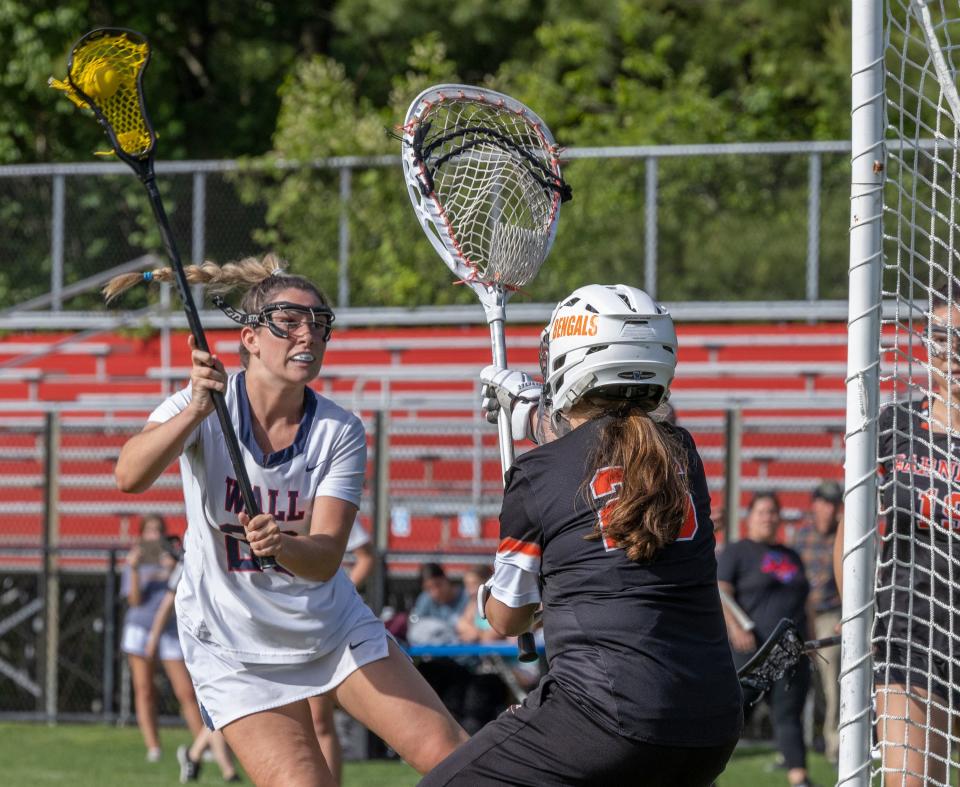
left=480, top=365, right=542, bottom=444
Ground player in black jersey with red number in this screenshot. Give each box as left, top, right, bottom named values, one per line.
left=835, top=287, right=960, bottom=787
left=420, top=285, right=743, bottom=787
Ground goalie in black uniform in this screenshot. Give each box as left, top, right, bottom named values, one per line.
left=836, top=283, right=960, bottom=787
left=420, top=284, right=743, bottom=787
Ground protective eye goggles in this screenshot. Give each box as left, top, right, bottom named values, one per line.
left=925, top=327, right=960, bottom=360
left=213, top=296, right=335, bottom=342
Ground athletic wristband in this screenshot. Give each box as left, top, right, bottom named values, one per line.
left=477, top=581, right=492, bottom=621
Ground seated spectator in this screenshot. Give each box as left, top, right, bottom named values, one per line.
left=408, top=562, right=468, bottom=645
left=458, top=565, right=543, bottom=693
left=409, top=563, right=507, bottom=734
left=456, top=566, right=499, bottom=644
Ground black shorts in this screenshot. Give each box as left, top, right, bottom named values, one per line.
left=875, top=642, right=960, bottom=708
left=418, top=678, right=738, bottom=787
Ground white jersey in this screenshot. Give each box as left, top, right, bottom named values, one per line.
left=346, top=519, right=371, bottom=552
left=150, top=371, right=369, bottom=664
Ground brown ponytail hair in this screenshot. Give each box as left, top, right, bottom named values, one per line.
left=102, top=252, right=331, bottom=367
left=577, top=399, right=690, bottom=563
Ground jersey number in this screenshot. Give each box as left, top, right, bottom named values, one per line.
left=589, top=466, right=698, bottom=552
left=918, top=489, right=960, bottom=531
left=219, top=523, right=294, bottom=575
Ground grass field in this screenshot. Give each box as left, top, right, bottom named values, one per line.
left=0, top=723, right=838, bottom=785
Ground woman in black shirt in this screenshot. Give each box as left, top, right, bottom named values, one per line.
left=718, top=491, right=812, bottom=787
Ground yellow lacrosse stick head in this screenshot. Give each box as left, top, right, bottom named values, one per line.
left=49, top=28, right=155, bottom=161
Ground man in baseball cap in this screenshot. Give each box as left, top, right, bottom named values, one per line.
left=813, top=480, right=843, bottom=506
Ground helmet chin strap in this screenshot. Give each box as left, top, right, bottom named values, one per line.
left=565, top=374, right=596, bottom=407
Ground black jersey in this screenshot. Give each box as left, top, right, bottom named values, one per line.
left=498, top=417, right=743, bottom=747
left=876, top=398, right=960, bottom=662
left=716, top=539, right=809, bottom=645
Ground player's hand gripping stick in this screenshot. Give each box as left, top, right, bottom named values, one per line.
left=50, top=29, right=276, bottom=569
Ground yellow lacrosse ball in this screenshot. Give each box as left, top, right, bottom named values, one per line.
left=116, top=131, right=146, bottom=155
left=81, top=66, right=119, bottom=100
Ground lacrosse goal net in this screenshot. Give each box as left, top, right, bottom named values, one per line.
left=843, top=2, right=960, bottom=785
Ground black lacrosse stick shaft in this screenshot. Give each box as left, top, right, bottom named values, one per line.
left=142, top=174, right=276, bottom=571
left=517, top=631, right=538, bottom=663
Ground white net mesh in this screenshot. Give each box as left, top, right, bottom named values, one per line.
left=406, top=93, right=568, bottom=287
left=878, top=2, right=960, bottom=784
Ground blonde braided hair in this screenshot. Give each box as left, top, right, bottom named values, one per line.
left=103, top=253, right=331, bottom=368
left=102, top=253, right=289, bottom=303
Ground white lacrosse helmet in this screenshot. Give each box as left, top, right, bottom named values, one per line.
left=539, top=284, right=678, bottom=413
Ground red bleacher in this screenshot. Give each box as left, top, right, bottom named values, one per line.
left=0, top=323, right=853, bottom=561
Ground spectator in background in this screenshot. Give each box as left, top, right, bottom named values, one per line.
left=409, top=563, right=507, bottom=734
left=455, top=565, right=498, bottom=645
left=146, top=558, right=240, bottom=783
left=309, top=517, right=376, bottom=786
left=409, top=562, right=468, bottom=641
left=344, top=516, right=376, bottom=590
left=457, top=565, right=542, bottom=695
left=718, top=492, right=814, bottom=787
left=407, top=563, right=468, bottom=715
left=795, top=480, right=843, bottom=765
left=121, top=514, right=204, bottom=762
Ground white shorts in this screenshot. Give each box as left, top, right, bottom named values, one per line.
left=121, top=623, right=184, bottom=661
left=181, top=617, right=390, bottom=730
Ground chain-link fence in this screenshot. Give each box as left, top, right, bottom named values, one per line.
left=0, top=142, right=853, bottom=314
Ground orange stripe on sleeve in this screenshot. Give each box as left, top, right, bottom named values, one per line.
left=497, top=537, right=542, bottom=558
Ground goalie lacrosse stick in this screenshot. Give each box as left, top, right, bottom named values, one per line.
left=400, top=85, right=571, bottom=662
left=50, top=28, right=276, bottom=569
left=737, top=617, right=840, bottom=701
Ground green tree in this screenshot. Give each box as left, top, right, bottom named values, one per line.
left=1, top=0, right=334, bottom=164
left=1, top=0, right=856, bottom=309
left=256, top=0, right=853, bottom=306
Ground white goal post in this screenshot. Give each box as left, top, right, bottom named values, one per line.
left=842, top=2, right=960, bottom=785
left=840, top=2, right=883, bottom=785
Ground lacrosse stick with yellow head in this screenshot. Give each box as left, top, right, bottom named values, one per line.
left=51, top=28, right=276, bottom=569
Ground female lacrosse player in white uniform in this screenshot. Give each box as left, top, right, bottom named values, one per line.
left=109, top=254, right=466, bottom=787
left=421, top=285, right=743, bottom=787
